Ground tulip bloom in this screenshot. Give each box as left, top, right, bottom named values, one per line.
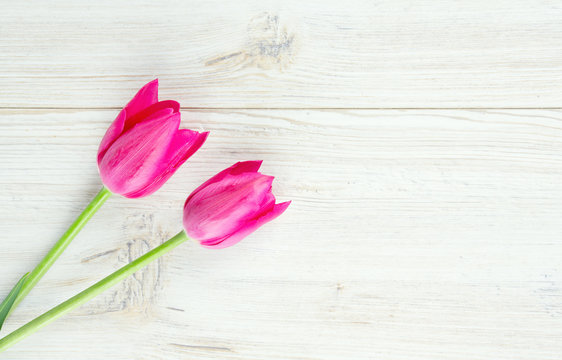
left=183, top=161, right=291, bottom=248
left=98, top=79, right=209, bottom=198
left=0, top=80, right=208, bottom=324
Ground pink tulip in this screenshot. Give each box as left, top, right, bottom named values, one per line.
left=97, top=79, right=209, bottom=198
left=183, top=161, right=291, bottom=249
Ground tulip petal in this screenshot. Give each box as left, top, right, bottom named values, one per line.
left=124, top=100, right=180, bottom=133
left=171, top=129, right=209, bottom=166
left=256, top=201, right=291, bottom=226
left=230, top=160, right=263, bottom=175
left=124, top=79, right=159, bottom=119
left=125, top=130, right=209, bottom=198
left=200, top=201, right=291, bottom=249
left=97, top=109, right=126, bottom=163
left=98, top=80, right=169, bottom=165
left=99, top=110, right=180, bottom=197
left=185, top=160, right=263, bottom=204
left=199, top=223, right=259, bottom=249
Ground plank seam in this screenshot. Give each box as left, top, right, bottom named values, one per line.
left=1, top=107, right=562, bottom=111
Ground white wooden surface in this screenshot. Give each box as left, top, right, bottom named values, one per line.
left=2, top=0, right=562, bottom=108
left=1, top=1, right=562, bottom=359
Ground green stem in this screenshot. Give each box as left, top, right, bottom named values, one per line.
left=0, top=231, right=189, bottom=353
left=11, top=187, right=112, bottom=312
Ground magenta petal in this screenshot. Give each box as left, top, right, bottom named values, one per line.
left=256, top=201, right=291, bottom=226
left=97, top=109, right=126, bottom=163
left=192, top=174, right=274, bottom=223
left=124, top=100, right=180, bottom=133
left=185, top=160, right=263, bottom=205
left=99, top=111, right=180, bottom=197
left=258, top=189, right=276, bottom=209
left=229, top=160, right=263, bottom=175
left=200, top=201, right=291, bottom=249
left=173, top=130, right=209, bottom=165
left=200, top=222, right=259, bottom=249
left=125, top=130, right=209, bottom=198
left=124, top=79, right=159, bottom=119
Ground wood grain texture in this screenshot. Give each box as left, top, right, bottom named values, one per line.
left=1, top=109, right=561, bottom=359
left=1, top=0, right=562, bottom=108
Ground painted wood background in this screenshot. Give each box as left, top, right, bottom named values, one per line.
left=1, top=1, right=561, bottom=359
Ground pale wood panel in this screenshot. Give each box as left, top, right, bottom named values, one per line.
left=0, top=109, right=561, bottom=359
left=1, top=0, right=562, bottom=109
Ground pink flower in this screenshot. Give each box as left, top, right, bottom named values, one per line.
left=97, top=79, right=209, bottom=198
left=183, top=161, right=291, bottom=249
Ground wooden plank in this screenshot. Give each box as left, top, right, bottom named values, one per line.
left=1, top=1, right=562, bottom=109
left=0, top=108, right=561, bottom=359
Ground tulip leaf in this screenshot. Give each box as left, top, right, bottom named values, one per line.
left=0, top=273, right=29, bottom=331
